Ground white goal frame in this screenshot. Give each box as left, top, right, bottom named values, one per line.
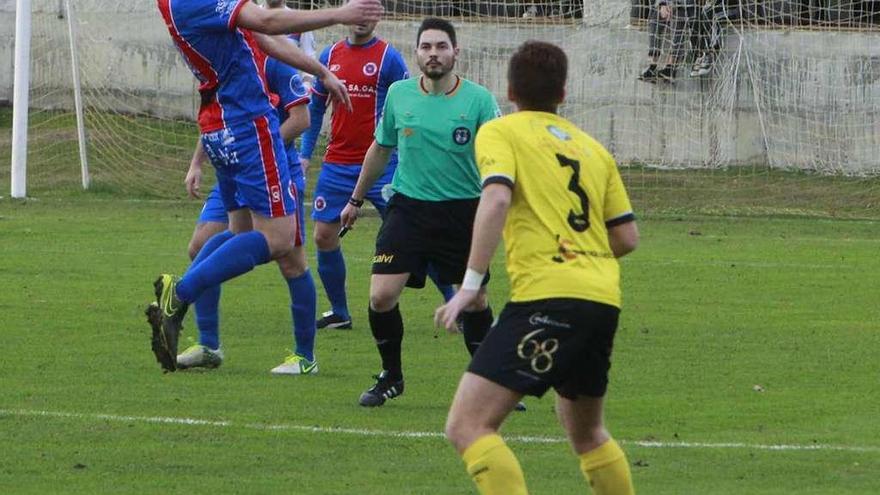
left=11, top=0, right=90, bottom=198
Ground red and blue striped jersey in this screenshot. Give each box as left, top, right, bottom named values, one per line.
left=265, top=58, right=309, bottom=117
left=157, top=0, right=275, bottom=132
left=264, top=56, right=310, bottom=173
left=299, top=37, right=408, bottom=165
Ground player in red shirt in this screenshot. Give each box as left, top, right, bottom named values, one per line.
left=149, top=0, right=382, bottom=372
left=299, top=20, right=454, bottom=330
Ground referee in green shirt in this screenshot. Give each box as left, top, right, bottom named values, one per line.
left=340, top=17, right=501, bottom=407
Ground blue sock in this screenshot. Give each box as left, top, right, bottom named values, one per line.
left=317, top=248, right=350, bottom=319
left=287, top=269, right=317, bottom=361
left=188, top=229, right=235, bottom=272
left=177, top=231, right=271, bottom=303
left=195, top=284, right=221, bottom=350
left=427, top=263, right=455, bottom=303
left=189, top=230, right=234, bottom=350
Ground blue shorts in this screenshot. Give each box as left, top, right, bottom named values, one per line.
left=312, top=162, right=396, bottom=223
left=197, top=186, right=229, bottom=225
left=199, top=167, right=306, bottom=246
left=200, top=111, right=296, bottom=219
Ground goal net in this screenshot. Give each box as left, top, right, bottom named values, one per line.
left=9, top=0, right=201, bottom=198
left=8, top=0, right=880, bottom=215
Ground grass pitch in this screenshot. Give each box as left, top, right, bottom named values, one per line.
left=1, top=195, right=879, bottom=494
left=2, top=106, right=879, bottom=493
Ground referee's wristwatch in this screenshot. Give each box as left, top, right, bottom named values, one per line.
left=348, top=197, right=364, bottom=208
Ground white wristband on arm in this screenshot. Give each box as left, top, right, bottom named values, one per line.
left=461, top=268, right=485, bottom=291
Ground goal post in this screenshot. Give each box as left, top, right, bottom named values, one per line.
left=11, top=0, right=31, bottom=198
left=10, top=0, right=91, bottom=198
left=65, top=0, right=90, bottom=190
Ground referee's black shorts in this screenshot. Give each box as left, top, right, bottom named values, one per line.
left=372, top=192, right=489, bottom=288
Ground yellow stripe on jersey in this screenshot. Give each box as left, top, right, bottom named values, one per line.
left=475, top=111, right=634, bottom=307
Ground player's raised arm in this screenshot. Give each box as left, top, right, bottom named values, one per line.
left=253, top=34, right=321, bottom=78
left=236, top=0, right=383, bottom=35
left=298, top=45, right=332, bottom=163
left=254, top=34, right=353, bottom=112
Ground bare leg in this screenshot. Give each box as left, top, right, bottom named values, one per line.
left=557, top=394, right=634, bottom=495
left=445, top=372, right=527, bottom=495
left=446, top=373, right=522, bottom=453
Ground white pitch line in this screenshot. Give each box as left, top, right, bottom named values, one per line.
left=2, top=409, right=879, bottom=454
left=630, top=440, right=880, bottom=453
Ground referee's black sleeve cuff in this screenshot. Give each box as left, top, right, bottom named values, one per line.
left=482, top=176, right=514, bottom=189
left=605, top=213, right=636, bottom=228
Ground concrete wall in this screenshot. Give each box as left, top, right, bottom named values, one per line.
left=0, top=0, right=15, bottom=104
left=2, top=0, right=879, bottom=173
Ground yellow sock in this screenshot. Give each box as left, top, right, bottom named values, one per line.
left=461, top=434, right=528, bottom=495
left=579, top=439, right=635, bottom=495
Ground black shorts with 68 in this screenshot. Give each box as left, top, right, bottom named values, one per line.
left=467, top=298, right=620, bottom=399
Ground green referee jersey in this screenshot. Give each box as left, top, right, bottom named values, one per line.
left=374, top=75, right=501, bottom=201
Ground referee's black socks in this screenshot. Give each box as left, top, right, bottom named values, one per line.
left=368, top=304, right=404, bottom=380
left=462, top=306, right=493, bottom=357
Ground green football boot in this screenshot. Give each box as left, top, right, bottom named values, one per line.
left=148, top=274, right=189, bottom=372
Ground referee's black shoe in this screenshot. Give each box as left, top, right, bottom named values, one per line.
left=358, top=371, right=405, bottom=407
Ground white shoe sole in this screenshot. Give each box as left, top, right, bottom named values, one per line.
left=270, top=363, right=319, bottom=375
left=176, top=348, right=223, bottom=369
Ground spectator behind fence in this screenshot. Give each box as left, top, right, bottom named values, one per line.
left=689, top=0, right=731, bottom=77
left=638, top=0, right=696, bottom=84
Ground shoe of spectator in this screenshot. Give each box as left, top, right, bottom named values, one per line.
left=638, top=64, right=659, bottom=84
left=705, top=51, right=716, bottom=65
left=690, top=54, right=705, bottom=77
left=658, top=65, right=677, bottom=83
left=691, top=63, right=711, bottom=77
left=690, top=53, right=714, bottom=77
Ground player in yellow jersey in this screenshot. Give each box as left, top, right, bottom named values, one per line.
left=434, top=41, right=639, bottom=495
